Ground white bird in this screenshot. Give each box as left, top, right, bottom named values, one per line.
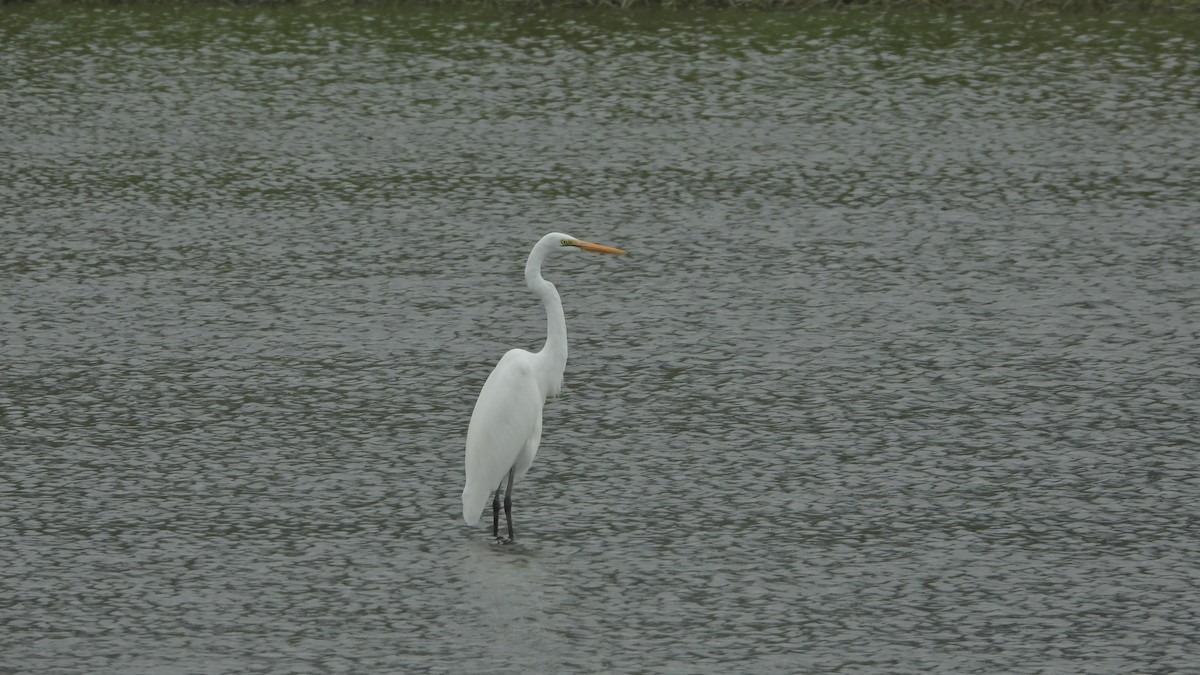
left=462, top=232, right=626, bottom=542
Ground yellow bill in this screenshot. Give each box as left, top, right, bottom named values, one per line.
left=570, top=240, right=627, bottom=255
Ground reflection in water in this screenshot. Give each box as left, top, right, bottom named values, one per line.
left=3, top=5, right=1198, bottom=673
left=455, top=538, right=573, bottom=669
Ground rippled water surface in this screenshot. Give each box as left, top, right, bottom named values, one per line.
left=3, top=5, right=1198, bottom=673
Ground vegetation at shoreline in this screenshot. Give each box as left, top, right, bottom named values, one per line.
left=3, top=0, right=1199, bottom=11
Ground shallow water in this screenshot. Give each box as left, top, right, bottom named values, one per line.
left=2, top=5, right=1198, bottom=673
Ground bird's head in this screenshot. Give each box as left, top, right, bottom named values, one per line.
left=527, top=232, right=626, bottom=279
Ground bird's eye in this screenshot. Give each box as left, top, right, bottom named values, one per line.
left=561, top=239, right=574, bottom=247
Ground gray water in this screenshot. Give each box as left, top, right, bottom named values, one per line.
left=3, top=5, right=1198, bottom=673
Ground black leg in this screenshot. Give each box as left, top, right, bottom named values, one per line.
left=503, top=467, right=515, bottom=541
left=492, top=482, right=503, bottom=539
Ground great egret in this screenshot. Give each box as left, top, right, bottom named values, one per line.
left=461, top=232, right=626, bottom=542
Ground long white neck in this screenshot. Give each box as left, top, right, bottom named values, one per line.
left=525, top=237, right=567, bottom=398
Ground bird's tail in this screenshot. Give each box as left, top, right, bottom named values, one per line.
left=462, top=483, right=489, bottom=526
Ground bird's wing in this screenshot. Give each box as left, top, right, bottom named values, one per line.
left=462, top=349, right=543, bottom=525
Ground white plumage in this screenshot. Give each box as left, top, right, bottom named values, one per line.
left=461, top=349, right=544, bottom=524
left=461, top=232, right=625, bottom=540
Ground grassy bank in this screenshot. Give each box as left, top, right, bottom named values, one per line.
left=413, top=0, right=1200, bottom=9
left=4, top=0, right=1199, bottom=10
